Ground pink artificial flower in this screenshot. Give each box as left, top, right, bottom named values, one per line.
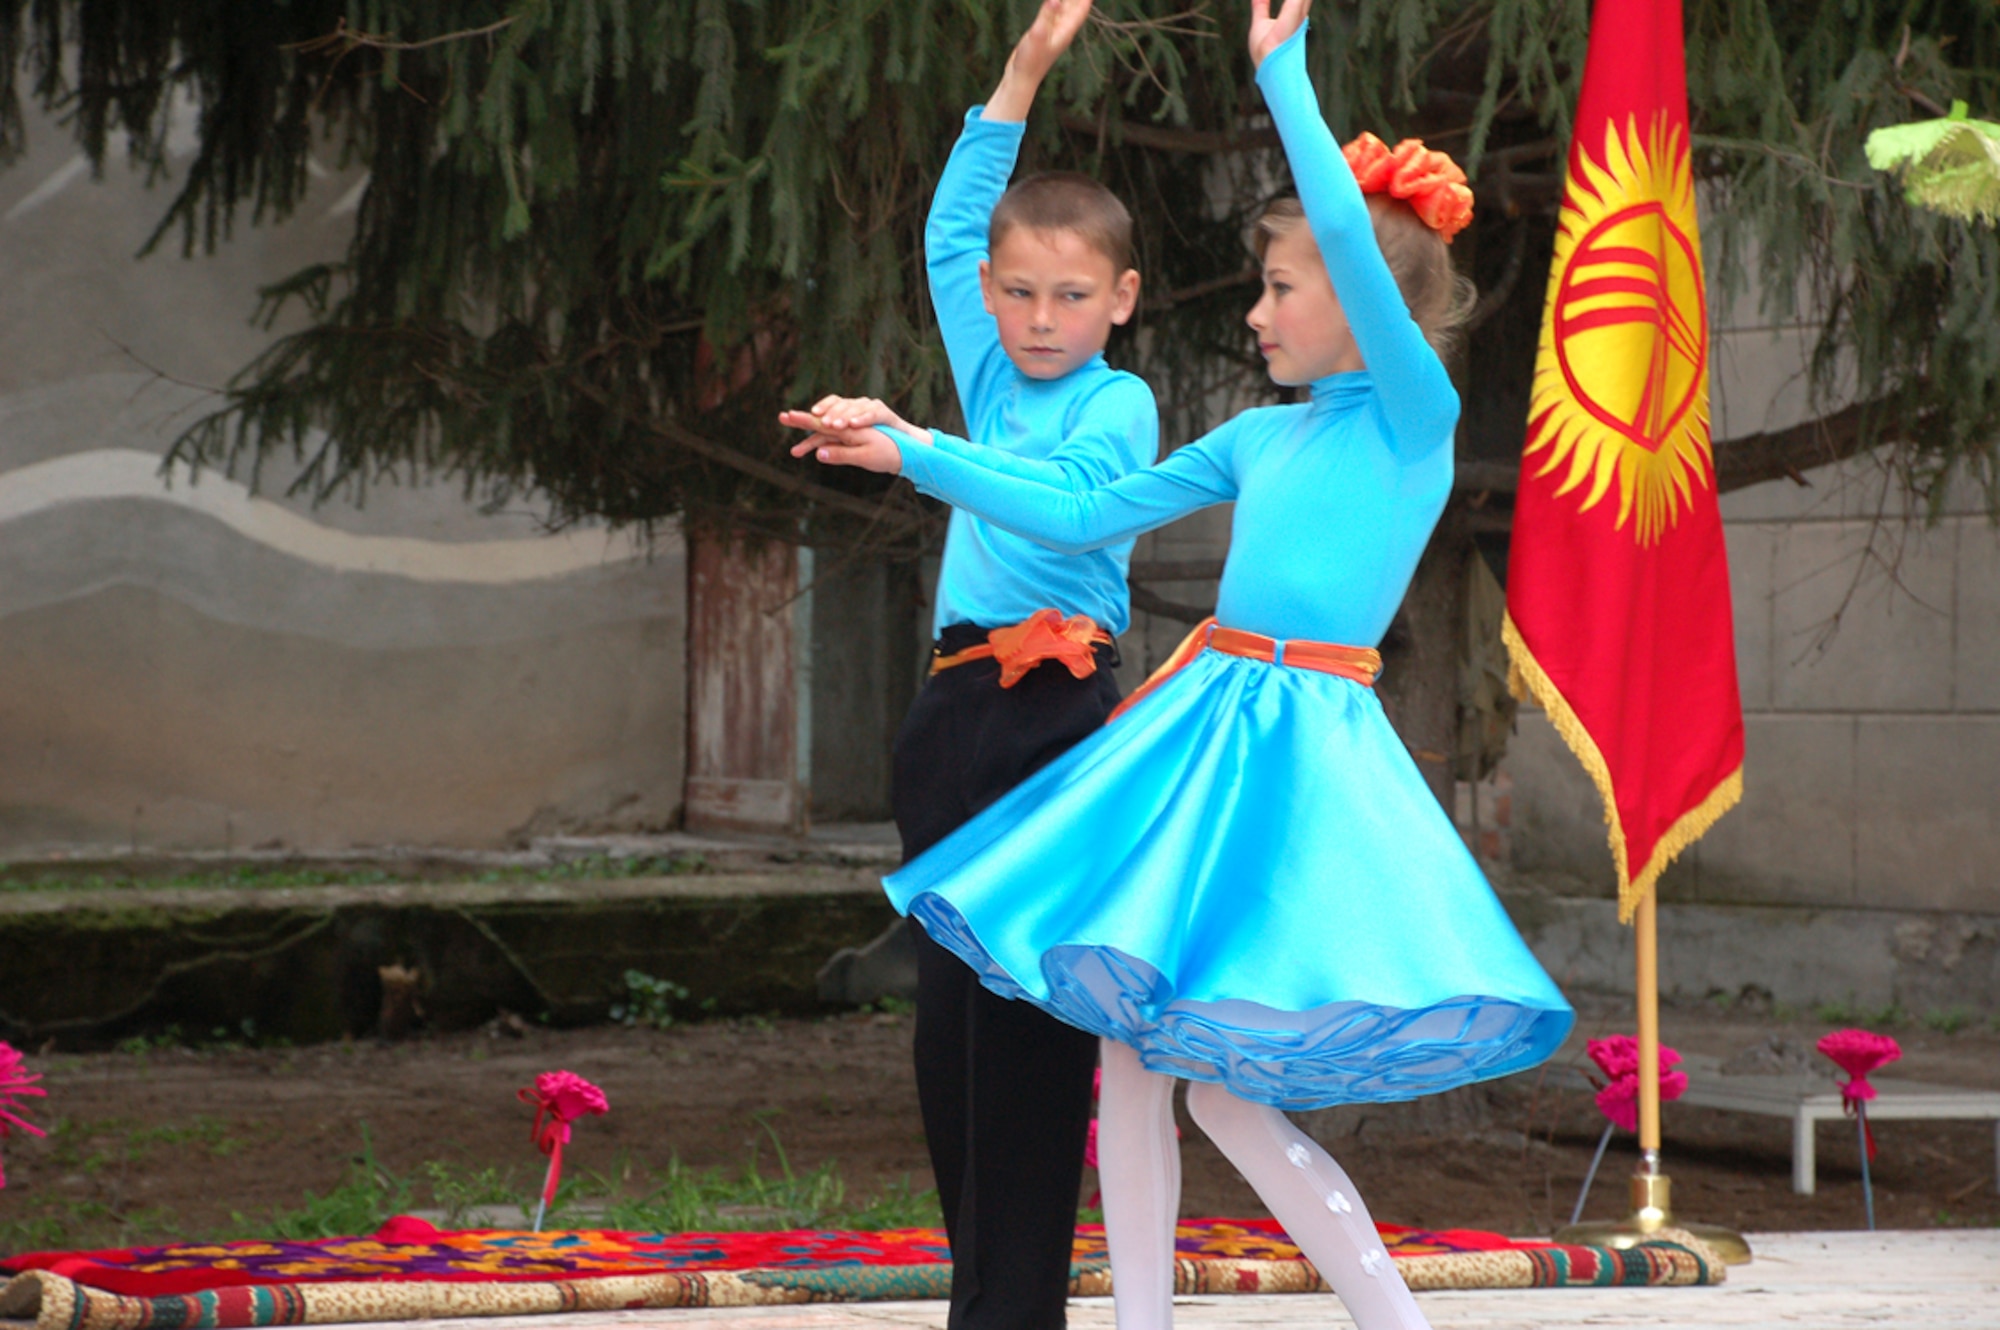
left=1817, top=1029, right=1901, bottom=1108
left=535, top=1070, right=609, bottom=1124
left=1585, top=1035, right=1686, bottom=1132
left=1593, top=1075, right=1639, bottom=1133
left=515, top=1070, right=608, bottom=1221
left=518, top=1070, right=609, bottom=1151
left=1593, top=1066, right=1689, bottom=1132
left=0, top=1041, right=50, bottom=1190
left=1085, top=1118, right=1099, bottom=1171
left=1586, top=1034, right=1639, bottom=1079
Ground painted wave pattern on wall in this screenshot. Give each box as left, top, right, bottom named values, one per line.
left=0, top=387, right=686, bottom=851
left=0, top=447, right=649, bottom=584
left=0, top=115, right=689, bottom=850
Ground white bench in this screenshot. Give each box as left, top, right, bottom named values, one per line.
left=1541, top=1052, right=2000, bottom=1195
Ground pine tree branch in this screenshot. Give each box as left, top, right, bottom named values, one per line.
left=1084, top=7, right=1215, bottom=42
left=1712, top=400, right=1902, bottom=494
left=1445, top=402, right=1899, bottom=510
left=1150, top=269, right=1260, bottom=310
left=1058, top=113, right=1277, bottom=154
left=284, top=15, right=521, bottom=57
left=1473, top=170, right=1564, bottom=212
left=7, top=0, right=1990, bottom=555
left=564, top=378, right=928, bottom=536
left=1473, top=137, right=1561, bottom=170
left=1464, top=221, right=1529, bottom=334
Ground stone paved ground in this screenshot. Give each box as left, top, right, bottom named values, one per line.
left=319, top=1230, right=2000, bottom=1330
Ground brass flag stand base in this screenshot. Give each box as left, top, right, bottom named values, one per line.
left=1556, top=1156, right=1752, bottom=1265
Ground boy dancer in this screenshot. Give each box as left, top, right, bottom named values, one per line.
left=810, top=2, right=1154, bottom=1326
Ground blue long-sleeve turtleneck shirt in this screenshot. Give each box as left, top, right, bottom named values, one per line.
left=892, top=25, right=1457, bottom=649
left=922, top=109, right=1159, bottom=638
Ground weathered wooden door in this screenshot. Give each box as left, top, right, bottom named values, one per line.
left=685, top=532, right=807, bottom=834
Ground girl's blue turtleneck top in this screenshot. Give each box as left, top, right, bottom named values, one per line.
left=889, top=23, right=1458, bottom=650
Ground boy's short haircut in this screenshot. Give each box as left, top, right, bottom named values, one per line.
left=989, top=172, right=1136, bottom=275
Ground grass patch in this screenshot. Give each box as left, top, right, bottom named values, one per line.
left=420, top=1161, right=525, bottom=1230
left=229, top=1124, right=415, bottom=1240
left=585, top=1118, right=940, bottom=1232
left=1921, top=1007, right=1976, bottom=1035
left=608, top=970, right=704, bottom=1030
left=0, top=1200, right=182, bottom=1253
left=227, top=1118, right=943, bottom=1243
left=5, top=1117, right=941, bottom=1251
left=1811, top=998, right=1907, bottom=1029
left=35, top=1114, right=252, bottom=1175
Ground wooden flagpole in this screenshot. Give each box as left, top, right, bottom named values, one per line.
left=1557, top=886, right=1749, bottom=1263
left=1636, top=892, right=1662, bottom=1161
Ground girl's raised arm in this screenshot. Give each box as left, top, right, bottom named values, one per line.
left=1251, top=8, right=1458, bottom=458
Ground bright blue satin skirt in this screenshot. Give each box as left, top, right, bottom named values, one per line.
left=885, top=649, right=1574, bottom=1111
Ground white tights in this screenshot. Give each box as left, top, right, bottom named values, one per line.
left=1096, top=1039, right=1432, bottom=1330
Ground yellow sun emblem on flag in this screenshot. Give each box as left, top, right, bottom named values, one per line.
left=1526, top=114, right=1711, bottom=544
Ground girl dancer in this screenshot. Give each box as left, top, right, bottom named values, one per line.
left=788, top=3, right=1572, bottom=1326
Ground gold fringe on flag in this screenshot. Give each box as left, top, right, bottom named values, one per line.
left=1501, top=613, right=1742, bottom=922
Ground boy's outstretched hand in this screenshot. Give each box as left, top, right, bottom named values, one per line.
left=985, top=0, right=1093, bottom=122
left=781, top=396, right=931, bottom=476
left=1248, top=0, right=1310, bottom=68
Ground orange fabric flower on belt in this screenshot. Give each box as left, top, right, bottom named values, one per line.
left=1342, top=132, right=1475, bottom=242
left=986, top=609, right=1110, bottom=687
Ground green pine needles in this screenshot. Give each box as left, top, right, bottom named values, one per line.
left=1, top=0, right=1995, bottom=544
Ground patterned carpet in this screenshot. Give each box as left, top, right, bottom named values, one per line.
left=0, top=1217, right=1724, bottom=1330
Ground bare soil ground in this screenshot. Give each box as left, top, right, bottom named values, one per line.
left=2, top=999, right=1995, bottom=1257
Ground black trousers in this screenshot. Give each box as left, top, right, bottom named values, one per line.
left=894, top=624, right=1121, bottom=1330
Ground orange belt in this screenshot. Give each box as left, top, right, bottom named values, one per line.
left=931, top=608, right=1114, bottom=689
left=1109, top=616, right=1381, bottom=721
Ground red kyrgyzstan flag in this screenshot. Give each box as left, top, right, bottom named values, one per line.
left=1502, top=0, right=1743, bottom=921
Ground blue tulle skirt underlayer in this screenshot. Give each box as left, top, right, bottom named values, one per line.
left=886, top=648, right=1574, bottom=1111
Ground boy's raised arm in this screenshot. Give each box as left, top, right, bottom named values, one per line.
left=928, top=0, right=1093, bottom=423
left=984, top=0, right=1093, bottom=122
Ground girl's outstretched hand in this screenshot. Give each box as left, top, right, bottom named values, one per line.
left=781, top=396, right=930, bottom=475
left=1248, top=0, right=1310, bottom=68
left=788, top=423, right=904, bottom=475
left=791, top=394, right=929, bottom=440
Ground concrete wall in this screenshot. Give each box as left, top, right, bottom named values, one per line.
left=1509, top=454, right=1998, bottom=918
left=0, top=103, right=687, bottom=851
left=1505, top=315, right=2000, bottom=1013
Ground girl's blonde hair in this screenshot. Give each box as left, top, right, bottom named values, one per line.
left=1252, top=196, right=1478, bottom=363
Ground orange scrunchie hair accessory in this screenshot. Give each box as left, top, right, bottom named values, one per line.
left=1341, top=132, right=1474, bottom=243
